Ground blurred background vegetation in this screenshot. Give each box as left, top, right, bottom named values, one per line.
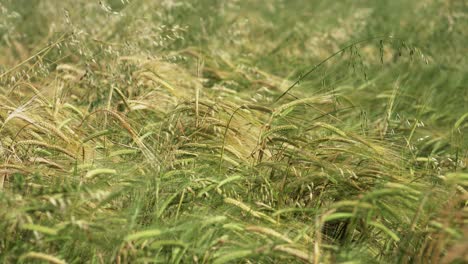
left=0, top=0, right=467, bottom=263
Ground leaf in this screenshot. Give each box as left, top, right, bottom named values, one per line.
left=369, top=221, right=400, bottom=241
left=454, top=112, right=468, bottom=130
left=323, top=213, right=354, bottom=222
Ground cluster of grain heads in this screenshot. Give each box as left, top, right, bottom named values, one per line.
left=0, top=0, right=466, bottom=263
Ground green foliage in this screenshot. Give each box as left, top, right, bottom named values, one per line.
left=0, top=0, right=467, bottom=263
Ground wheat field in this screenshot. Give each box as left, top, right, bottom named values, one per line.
left=0, top=0, right=467, bottom=263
